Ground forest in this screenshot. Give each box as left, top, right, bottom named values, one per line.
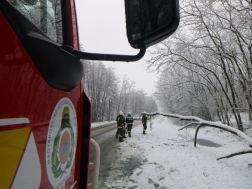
left=82, top=60, right=158, bottom=122
left=80, top=0, right=251, bottom=133
left=147, top=0, right=251, bottom=131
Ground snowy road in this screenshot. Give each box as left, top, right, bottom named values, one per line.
left=102, top=116, right=252, bottom=189
left=89, top=120, right=142, bottom=187
left=89, top=122, right=118, bottom=185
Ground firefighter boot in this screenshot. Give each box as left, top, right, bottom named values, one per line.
left=129, top=132, right=131, bottom=137
left=119, top=137, right=124, bottom=142
left=143, top=130, right=146, bottom=134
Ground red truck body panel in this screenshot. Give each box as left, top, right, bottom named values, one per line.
left=0, top=1, right=91, bottom=188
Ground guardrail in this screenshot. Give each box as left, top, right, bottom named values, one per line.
left=91, top=121, right=116, bottom=131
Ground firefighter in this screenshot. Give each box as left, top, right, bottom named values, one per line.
left=141, top=113, right=148, bottom=134
left=116, top=111, right=126, bottom=142
left=126, top=112, right=134, bottom=137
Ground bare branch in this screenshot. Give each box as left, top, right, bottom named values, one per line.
left=217, top=150, right=252, bottom=161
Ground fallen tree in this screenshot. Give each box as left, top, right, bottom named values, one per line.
left=142, top=112, right=252, bottom=161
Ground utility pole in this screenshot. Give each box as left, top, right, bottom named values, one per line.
left=249, top=0, right=252, bottom=126
left=150, top=116, right=152, bottom=128
left=249, top=43, right=252, bottom=126
left=150, top=101, right=156, bottom=128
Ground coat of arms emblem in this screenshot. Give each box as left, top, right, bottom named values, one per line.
left=51, top=106, right=75, bottom=178
left=46, top=98, right=77, bottom=188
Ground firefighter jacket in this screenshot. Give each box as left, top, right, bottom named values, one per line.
left=126, top=116, right=134, bottom=125
left=142, top=115, right=148, bottom=124
left=116, top=115, right=125, bottom=128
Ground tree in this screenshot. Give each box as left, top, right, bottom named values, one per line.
left=80, top=43, right=158, bottom=122
left=115, top=76, right=135, bottom=115
left=147, top=0, right=251, bottom=131
left=82, top=60, right=117, bottom=122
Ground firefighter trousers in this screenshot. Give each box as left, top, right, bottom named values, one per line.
left=116, top=127, right=124, bottom=141
left=127, top=124, right=133, bottom=137
left=143, top=123, right=147, bottom=134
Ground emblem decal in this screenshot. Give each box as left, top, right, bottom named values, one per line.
left=46, top=98, right=77, bottom=188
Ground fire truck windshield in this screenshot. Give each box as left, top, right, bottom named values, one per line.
left=7, top=0, right=63, bottom=44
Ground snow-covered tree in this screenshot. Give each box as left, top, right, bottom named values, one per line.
left=148, top=0, right=251, bottom=131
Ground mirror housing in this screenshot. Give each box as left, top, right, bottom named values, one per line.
left=71, top=0, right=179, bottom=61
left=69, top=0, right=180, bottom=62
left=125, top=0, right=180, bottom=49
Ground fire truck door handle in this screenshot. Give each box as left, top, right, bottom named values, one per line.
left=88, top=139, right=100, bottom=189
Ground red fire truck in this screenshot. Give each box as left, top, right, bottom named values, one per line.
left=0, top=0, right=179, bottom=188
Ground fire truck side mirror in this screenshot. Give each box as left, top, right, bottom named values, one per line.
left=125, top=0, right=180, bottom=49
left=68, top=0, right=179, bottom=62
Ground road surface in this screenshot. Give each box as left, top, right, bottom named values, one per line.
left=89, top=120, right=142, bottom=187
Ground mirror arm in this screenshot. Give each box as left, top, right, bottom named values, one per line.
left=61, top=45, right=146, bottom=62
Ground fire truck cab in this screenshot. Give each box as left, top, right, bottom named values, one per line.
left=0, top=0, right=179, bottom=188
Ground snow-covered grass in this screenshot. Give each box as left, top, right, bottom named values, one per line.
left=160, top=112, right=252, bottom=146
left=103, top=116, right=252, bottom=189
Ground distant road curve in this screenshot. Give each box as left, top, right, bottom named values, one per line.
left=91, top=120, right=141, bottom=137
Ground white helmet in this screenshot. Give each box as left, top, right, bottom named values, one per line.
left=119, top=111, right=124, bottom=116
left=128, top=112, right=131, bottom=116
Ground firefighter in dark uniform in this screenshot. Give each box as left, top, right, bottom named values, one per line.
left=142, top=113, right=148, bottom=134
left=126, top=112, right=134, bottom=137
left=116, top=111, right=125, bottom=142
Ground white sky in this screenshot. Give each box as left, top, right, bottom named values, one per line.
left=96, top=116, right=252, bottom=188
left=75, top=0, right=158, bottom=96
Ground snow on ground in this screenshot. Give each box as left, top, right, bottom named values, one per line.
left=102, top=116, right=252, bottom=189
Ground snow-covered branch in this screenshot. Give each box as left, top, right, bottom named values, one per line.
left=143, top=112, right=252, bottom=161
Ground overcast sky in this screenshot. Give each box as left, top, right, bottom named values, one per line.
left=75, top=0, right=158, bottom=96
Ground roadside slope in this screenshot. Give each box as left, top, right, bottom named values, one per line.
left=103, top=116, right=252, bottom=189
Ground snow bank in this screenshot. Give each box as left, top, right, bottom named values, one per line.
left=103, top=116, right=252, bottom=189
left=143, top=112, right=252, bottom=147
